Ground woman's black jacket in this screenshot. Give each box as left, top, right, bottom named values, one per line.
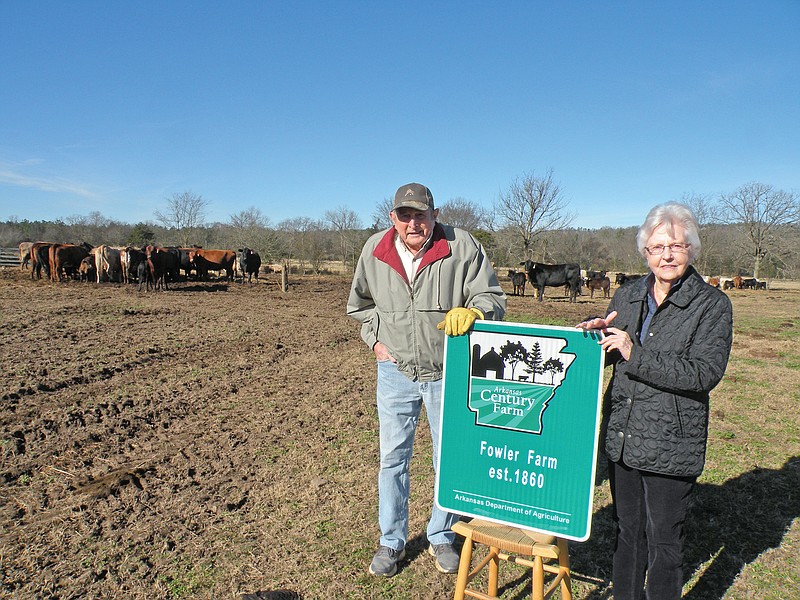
left=602, top=266, right=733, bottom=477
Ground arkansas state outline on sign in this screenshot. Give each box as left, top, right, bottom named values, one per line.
left=468, top=330, right=576, bottom=434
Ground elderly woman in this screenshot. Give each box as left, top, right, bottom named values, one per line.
left=579, top=203, right=733, bottom=600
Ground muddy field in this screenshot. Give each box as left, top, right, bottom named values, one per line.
left=1, top=268, right=798, bottom=600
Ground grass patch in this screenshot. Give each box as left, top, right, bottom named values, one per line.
left=158, top=558, right=217, bottom=599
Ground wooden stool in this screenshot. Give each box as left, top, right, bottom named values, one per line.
left=451, top=519, right=572, bottom=600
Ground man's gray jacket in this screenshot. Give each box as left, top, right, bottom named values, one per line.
left=347, top=223, right=506, bottom=382
left=602, top=266, right=733, bottom=477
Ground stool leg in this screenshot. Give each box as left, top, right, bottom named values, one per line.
left=488, top=545, right=499, bottom=597
left=453, top=538, right=474, bottom=600
left=532, top=555, right=544, bottom=600
left=558, top=538, right=572, bottom=600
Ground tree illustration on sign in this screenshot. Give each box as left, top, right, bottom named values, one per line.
left=542, top=357, right=565, bottom=384
left=523, top=341, right=544, bottom=383
left=498, top=340, right=528, bottom=380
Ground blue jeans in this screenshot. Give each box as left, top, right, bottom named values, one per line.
left=609, top=459, right=696, bottom=600
left=376, top=360, right=458, bottom=551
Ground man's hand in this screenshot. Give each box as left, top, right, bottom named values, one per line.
left=373, top=341, right=396, bottom=362
left=437, top=307, right=484, bottom=336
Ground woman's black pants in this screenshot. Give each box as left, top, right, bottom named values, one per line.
left=608, top=459, right=696, bottom=600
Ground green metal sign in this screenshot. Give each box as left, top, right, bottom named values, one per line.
left=435, top=320, right=605, bottom=541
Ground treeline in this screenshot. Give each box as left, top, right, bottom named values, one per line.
left=2, top=214, right=798, bottom=279
left=2, top=179, right=799, bottom=279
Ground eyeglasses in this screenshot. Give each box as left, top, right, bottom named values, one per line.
left=393, top=209, right=432, bottom=223
left=645, top=243, right=691, bottom=256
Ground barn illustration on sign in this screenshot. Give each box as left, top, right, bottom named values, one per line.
left=467, top=330, right=576, bottom=434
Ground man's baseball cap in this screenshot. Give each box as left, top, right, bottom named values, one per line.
left=393, top=183, right=435, bottom=212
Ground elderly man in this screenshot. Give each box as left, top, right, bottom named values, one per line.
left=347, top=183, right=506, bottom=577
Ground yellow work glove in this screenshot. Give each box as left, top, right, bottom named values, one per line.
left=437, top=307, right=484, bottom=336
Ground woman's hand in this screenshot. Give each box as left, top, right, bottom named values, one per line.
left=600, top=327, right=633, bottom=361
left=576, top=310, right=618, bottom=332
left=576, top=310, right=632, bottom=360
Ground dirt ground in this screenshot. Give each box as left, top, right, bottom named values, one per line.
left=1, top=268, right=796, bottom=600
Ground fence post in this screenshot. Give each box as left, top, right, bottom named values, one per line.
left=281, top=261, right=289, bottom=292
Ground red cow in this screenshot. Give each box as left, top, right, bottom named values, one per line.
left=189, top=249, right=236, bottom=281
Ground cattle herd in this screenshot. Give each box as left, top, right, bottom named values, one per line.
left=17, top=241, right=262, bottom=289
left=16, top=241, right=770, bottom=297
left=506, top=262, right=768, bottom=300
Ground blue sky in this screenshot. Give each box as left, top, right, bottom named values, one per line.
left=1, top=1, right=798, bottom=230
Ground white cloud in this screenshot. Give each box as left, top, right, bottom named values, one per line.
left=0, top=162, right=98, bottom=199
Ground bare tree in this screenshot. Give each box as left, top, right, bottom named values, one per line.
left=226, top=206, right=277, bottom=256
left=495, top=170, right=574, bottom=262
left=155, top=191, right=209, bottom=247
left=719, top=182, right=800, bottom=278
left=437, top=197, right=490, bottom=232
left=371, top=197, right=394, bottom=230
left=325, top=205, right=363, bottom=272
left=229, top=206, right=269, bottom=230
left=680, top=192, right=720, bottom=226
left=278, top=217, right=331, bottom=274
left=679, top=192, right=726, bottom=276
left=65, top=211, right=110, bottom=245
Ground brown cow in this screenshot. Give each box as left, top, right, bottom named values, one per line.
left=78, top=256, right=96, bottom=282
left=50, top=243, right=92, bottom=282
left=733, top=275, right=743, bottom=289
left=586, top=276, right=611, bottom=298
left=188, top=249, right=236, bottom=281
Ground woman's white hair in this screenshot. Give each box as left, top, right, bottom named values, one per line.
left=636, top=202, right=701, bottom=261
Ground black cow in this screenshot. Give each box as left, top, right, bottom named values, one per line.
left=121, top=247, right=147, bottom=283
left=741, top=277, right=758, bottom=289
left=238, top=247, right=262, bottom=283
left=158, top=247, right=186, bottom=282
left=137, top=260, right=153, bottom=291
left=616, top=273, right=644, bottom=286
left=145, top=245, right=179, bottom=291
left=31, top=243, right=53, bottom=280
left=177, top=247, right=200, bottom=279
left=521, top=260, right=581, bottom=303
left=506, top=270, right=526, bottom=296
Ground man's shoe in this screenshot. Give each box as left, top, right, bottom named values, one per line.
left=369, top=546, right=406, bottom=577
left=428, top=543, right=460, bottom=574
